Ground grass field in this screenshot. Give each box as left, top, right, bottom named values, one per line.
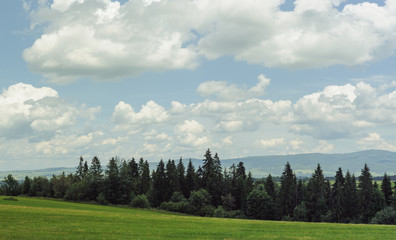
left=1, top=197, right=396, bottom=240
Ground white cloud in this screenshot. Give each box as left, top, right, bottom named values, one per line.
left=112, top=100, right=169, bottom=126
left=24, top=0, right=396, bottom=83
left=0, top=83, right=99, bottom=139
left=258, top=138, right=286, bottom=149
left=174, top=120, right=209, bottom=147
left=358, top=132, right=396, bottom=152
left=197, top=74, right=270, bottom=101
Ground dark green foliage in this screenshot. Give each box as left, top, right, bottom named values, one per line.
left=279, top=162, right=297, bottom=218
left=358, top=164, right=375, bottom=223
left=119, top=160, right=133, bottom=204
left=332, top=168, right=345, bottom=222
left=370, top=206, right=396, bottom=225
left=64, top=180, right=89, bottom=201
left=96, top=192, right=109, bottom=205
left=381, top=173, right=393, bottom=206
left=1, top=174, right=20, bottom=196
left=130, top=194, right=150, bottom=208
left=51, top=172, right=72, bottom=198
left=138, top=158, right=151, bottom=195
left=246, top=185, right=272, bottom=220
left=184, top=159, right=196, bottom=198
left=264, top=174, right=276, bottom=201
left=188, top=189, right=213, bottom=216
left=221, top=193, right=236, bottom=211
left=177, top=158, right=186, bottom=197
left=166, top=159, right=180, bottom=200
left=372, top=182, right=385, bottom=214
left=202, top=150, right=223, bottom=206
left=292, top=202, right=307, bottom=221
left=22, top=176, right=31, bottom=195
left=86, top=156, right=103, bottom=201
left=150, top=160, right=168, bottom=207
left=29, top=176, right=50, bottom=197
left=103, top=157, right=121, bottom=204
left=344, top=171, right=359, bottom=222
left=306, top=164, right=326, bottom=222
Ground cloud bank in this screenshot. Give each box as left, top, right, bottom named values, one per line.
left=23, top=0, right=396, bottom=83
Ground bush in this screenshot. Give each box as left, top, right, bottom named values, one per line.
left=96, top=192, right=109, bottom=205
left=292, top=202, right=307, bottom=221
left=213, top=206, right=226, bottom=218
left=160, top=200, right=191, bottom=214
left=370, top=207, right=396, bottom=225
left=130, top=194, right=150, bottom=209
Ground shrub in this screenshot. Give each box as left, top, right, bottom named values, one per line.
left=96, top=192, right=109, bottom=205
left=130, top=194, right=150, bottom=209
left=370, top=207, right=396, bottom=225
left=213, top=206, right=226, bottom=218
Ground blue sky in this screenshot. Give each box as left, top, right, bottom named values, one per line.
left=1, top=0, right=396, bottom=170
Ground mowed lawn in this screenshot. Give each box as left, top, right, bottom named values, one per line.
left=1, top=197, right=396, bottom=240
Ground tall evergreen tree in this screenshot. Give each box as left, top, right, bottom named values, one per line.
left=76, top=156, right=84, bottom=181
left=139, top=160, right=151, bottom=195
left=103, top=157, right=121, bottom=204
left=332, top=167, right=346, bottom=222
left=344, top=171, right=358, bottom=221
left=128, top=158, right=139, bottom=195
left=177, top=158, right=186, bottom=197
left=22, top=176, right=32, bottom=195
left=150, top=160, right=168, bottom=207
left=279, top=162, right=297, bottom=218
left=265, top=174, right=276, bottom=201
left=202, top=149, right=223, bottom=206
left=381, top=173, right=393, bottom=206
left=306, top=164, right=326, bottom=222
left=184, top=159, right=196, bottom=198
left=372, top=181, right=386, bottom=214
left=166, top=159, right=180, bottom=200
left=358, top=164, right=374, bottom=223
left=232, top=162, right=247, bottom=210
left=87, top=156, right=103, bottom=200
left=119, top=160, right=133, bottom=204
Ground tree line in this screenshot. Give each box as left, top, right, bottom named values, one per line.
left=1, top=149, right=396, bottom=224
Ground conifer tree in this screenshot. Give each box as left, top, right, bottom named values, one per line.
left=166, top=159, right=180, bottom=200
left=119, top=160, right=133, bottom=204
left=332, top=167, right=346, bottom=222
left=87, top=156, right=103, bottom=201
left=344, top=171, right=358, bottom=221
left=381, top=173, right=393, bottom=206
left=177, top=158, right=186, bottom=197
left=150, top=160, right=167, bottom=206
left=306, top=164, right=326, bottom=222
left=104, top=157, right=121, bottom=204
left=358, top=164, right=374, bottom=223
left=184, top=159, right=196, bottom=198
left=127, top=158, right=139, bottom=195
left=279, top=162, right=297, bottom=218
left=140, top=160, right=151, bottom=195
left=265, top=174, right=276, bottom=201
left=202, top=149, right=223, bottom=206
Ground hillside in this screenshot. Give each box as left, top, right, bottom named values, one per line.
left=1, top=150, right=395, bottom=179
left=1, top=197, right=396, bottom=240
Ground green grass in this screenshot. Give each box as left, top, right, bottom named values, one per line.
left=1, top=197, right=396, bottom=240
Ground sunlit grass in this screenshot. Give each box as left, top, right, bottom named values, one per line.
left=1, top=197, right=396, bottom=239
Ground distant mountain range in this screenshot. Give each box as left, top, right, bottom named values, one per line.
left=1, top=150, right=395, bottom=180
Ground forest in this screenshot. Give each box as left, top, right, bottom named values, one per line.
left=1, top=149, right=395, bottom=225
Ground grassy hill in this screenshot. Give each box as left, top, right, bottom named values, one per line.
left=1, top=197, right=396, bottom=239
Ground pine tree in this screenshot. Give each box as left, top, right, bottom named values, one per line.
left=22, top=176, right=32, bottom=195
left=177, top=158, right=186, bottom=197
left=202, top=149, right=223, bottom=206
left=332, top=167, right=346, bottom=222
left=140, top=160, right=151, bottom=195
left=265, top=174, right=276, bottom=201
left=150, top=160, right=168, bottom=207
left=104, top=157, right=121, bottom=204
left=344, top=171, right=358, bottom=221
left=233, top=162, right=247, bottom=210
left=358, top=164, right=374, bottom=223
left=306, top=164, right=326, bottom=222
left=279, top=162, right=297, bottom=218
left=381, top=173, right=393, bottom=206
left=76, top=156, right=84, bottom=181
left=166, top=159, right=180, bottom=200
left=184, top=159, right=196, bottom=198
left=372, top=181, right=385, bottom=214
left=127, top=158, right=139, bottom=195
left=119, top=160, right=133, bottom=204
left=87, top=156, right=103, bottom=201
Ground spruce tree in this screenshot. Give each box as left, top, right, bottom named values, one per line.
left=381, top=173, right=393, bottom=206
left=127, top=158, right=139, bottom=195
left=166, top=159, right=180, bottom=200
left=202, top=149, right=223, bottom=206
left=279, top=162, right=297, bottom=218
left=150, top=160, right=167, bottom=206
left=344, top=171, right=358, bottom=221
left=104, top=157, right=121, bottom=204
left=332, top=167, right=346, bottom=222
left=185, top=159, right=196, bottom=198
left=306, top=164, right=326, bottom=222
left=87, top=156, right=103, bottom=201
left=177, top=158, right=186, bottom=197
left=358, top=164, right=374, bottom=223
left=265, top=174, right=276, bottom=201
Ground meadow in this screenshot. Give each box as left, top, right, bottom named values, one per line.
left=1, top=197, right=396, bottom=239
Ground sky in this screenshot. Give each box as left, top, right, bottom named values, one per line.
left=2, top=0, right=396, bottom=170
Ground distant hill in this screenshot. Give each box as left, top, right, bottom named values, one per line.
left=1, top=150, right=395, bottom=180
left=218, top=150, right=396, bottom=177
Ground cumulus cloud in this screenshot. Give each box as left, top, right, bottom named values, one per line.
left=257, top=138, right=286, bottom=149
left=23, top=0, right=396, bottom=83
left=358, top=132, right=396, bottom=152
left=197, top=74, right=270, bottom=101
left=0, top=83, right=99, bottom=139
left=112, top=100, right=169, bottom=127
left=174, top=120, right=209, bottom=147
